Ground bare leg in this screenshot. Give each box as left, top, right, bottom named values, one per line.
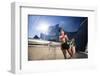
left=62, top=49, right=67, bottom=59
left=71, top=46, right=76, bottom=56
left=67, top=47, right=73, bottom=58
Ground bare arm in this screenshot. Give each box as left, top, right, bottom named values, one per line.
left=65, top=34, right=69, bottom=40
left=59, top=35, right=62, bottom=41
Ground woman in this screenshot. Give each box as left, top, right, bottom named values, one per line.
left=59, top=29, right=75, bottom=59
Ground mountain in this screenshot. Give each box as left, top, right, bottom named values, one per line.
left=33, top=35, right=40, bottom=39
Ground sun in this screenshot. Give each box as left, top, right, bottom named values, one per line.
left=37, top=22, right=49, bottom=33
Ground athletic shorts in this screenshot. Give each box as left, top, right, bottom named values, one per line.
left=61, top=42, right=69, bottom=50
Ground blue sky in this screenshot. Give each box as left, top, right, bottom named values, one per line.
left=28, top=15, right=87, bottom=38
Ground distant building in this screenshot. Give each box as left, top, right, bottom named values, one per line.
left=40, top=33, right=48, bottom=40
left=40, top=24, right=61, bottom=42
left=47, top=24, right=61, bottom=41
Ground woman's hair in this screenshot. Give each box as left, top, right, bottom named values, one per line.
left=60, top=28, right=66, bottom=35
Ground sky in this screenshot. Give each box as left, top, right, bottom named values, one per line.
left=28, top=15, right=87, bottom=38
